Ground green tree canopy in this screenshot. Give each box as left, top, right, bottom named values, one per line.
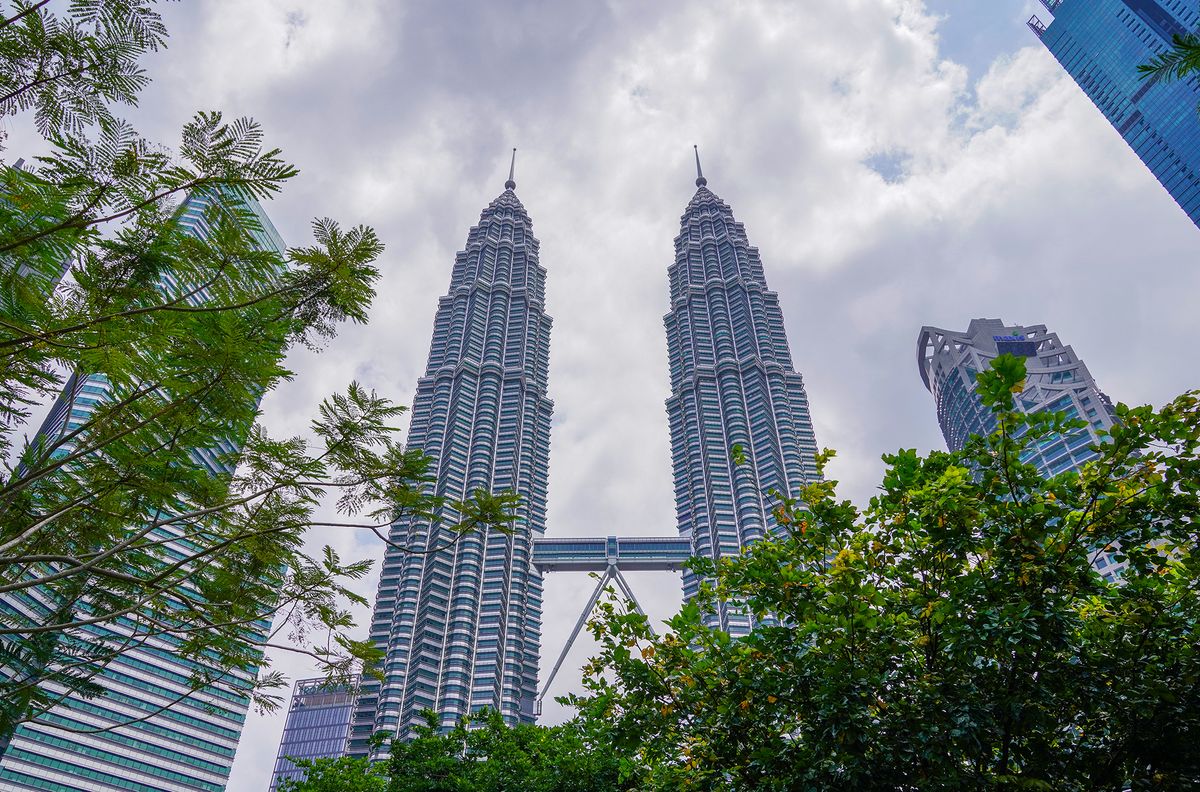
left=0, top=0, right=168, bottom=138
left=277, top=755, right=388, bottom=792
left=389, top=710, right=625, bottom=792
left=575, top=355, right=1200, bottom=790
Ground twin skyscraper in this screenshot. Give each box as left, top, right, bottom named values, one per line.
left=340, top=149, right=824, bottom=758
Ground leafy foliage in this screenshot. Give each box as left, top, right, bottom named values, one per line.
left=0, top=0, right=520, bottom=746
left=0, top=0, right=169, bottom=137
left=277, top=755, right=388, bottom=792
left=1139, top=32, right=1200, bottom=82
left=280, top=710, right=626, bottom=792
left=391, top=710, right=626, bottom=792
left=575, top=355, right=1200, bottom=790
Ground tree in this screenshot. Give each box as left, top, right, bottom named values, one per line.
left=575, top=355, right=1200, bottom=791
left=389, top=710, right=627, bottom=792
left=0, top=0, right=518, bottom=746
left=281, top=710, right=626, bottom=792
left=0, top=0, right=167, bottom=140
left=277, top=755, right=387, bottom=792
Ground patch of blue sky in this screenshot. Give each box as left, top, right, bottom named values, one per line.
left=862, top=150, right=911, bottom=184
left=925, top=0, right=1044, bottom=79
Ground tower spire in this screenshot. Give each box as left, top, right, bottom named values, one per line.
left=505, top=148, right=517, bottom=191
left=693, top=145, right=707, bottom=188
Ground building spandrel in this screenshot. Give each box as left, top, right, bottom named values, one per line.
left=1030, top=0, right=1200, bottom=229
left=348, top=155, right=552, bottom=753
left=664, top=150, right=820, bottom=635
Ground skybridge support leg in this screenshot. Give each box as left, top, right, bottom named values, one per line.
left=535, top=562, right=667, bottom=717
left=535, top=568, right=612, bottom=716
left=610, top=567, right=656, bottom=638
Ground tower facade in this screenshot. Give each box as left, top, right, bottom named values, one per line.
left=0, top=192, right=286, bottom=792
left=1030, top=0, right=1200, bottom=229
left=917, top=318, right=1125, bottom=581
left=348, top=162, right=552, bottom=751
left=664, top=154, right=820, bottom=635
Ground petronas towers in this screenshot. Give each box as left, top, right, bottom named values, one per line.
left=349, top=151, right=819, bottom=745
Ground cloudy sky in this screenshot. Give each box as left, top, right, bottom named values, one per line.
left=13, top=0, right=1200, bottom=788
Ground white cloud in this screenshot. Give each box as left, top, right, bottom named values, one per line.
left=51, top=1, right=1198, bottom=788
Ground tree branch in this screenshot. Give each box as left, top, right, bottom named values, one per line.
left=0, top=0, right=50, bottom=29
left=0, top=61, right=101, bottom=106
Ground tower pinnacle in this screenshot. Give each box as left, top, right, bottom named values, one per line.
left=505, top=148, right=517, bottom=191
left=693, top=145, right=707, bottom=188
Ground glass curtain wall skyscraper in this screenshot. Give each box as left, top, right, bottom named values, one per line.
left=0, top=192, right=286, bottom=792
left=348, top=158, right=552, bottom=753
left=1029, top=0, right=1200, bottom=228
left=268, top=677, right=359, bottom=792
left=664, top=152, right=820, bottom=635
left=917, top=318, right=1126, bottom=582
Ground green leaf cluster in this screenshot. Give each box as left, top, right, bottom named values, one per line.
left=1137, top=28, right=1200, bottom=121
left=1139, top=32, right=1200, bottom=82
left=0, top=0, right=168, bottom=137
left=276, top=755, right=388, bottom=792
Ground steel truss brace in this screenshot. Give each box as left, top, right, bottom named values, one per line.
left=535, top=564, right=655, bottom=716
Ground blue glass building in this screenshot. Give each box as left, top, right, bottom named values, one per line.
left=1030, top=0, right=1200, bottom=228
left=0, top=192, right=286, bottom=792
left=348, top=159, right=552, bottom=752
left=917, top=318, right=1126, bottom=582
left=664, top=153, right=820, bottom=635
left=268, top=677, right=359, bottom=791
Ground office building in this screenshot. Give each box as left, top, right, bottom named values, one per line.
left=664, top=151, right=821, bottom=634
left=1030, top=0, right=1200, bottom=229
left=268, top=677, right=359, bottom=792
left=917, top=318, right=1126, bottom=581
left=348, top=155, right=553, bottom=752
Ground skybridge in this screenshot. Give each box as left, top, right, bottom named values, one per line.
left=532, top=535, right=692, bottom=573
